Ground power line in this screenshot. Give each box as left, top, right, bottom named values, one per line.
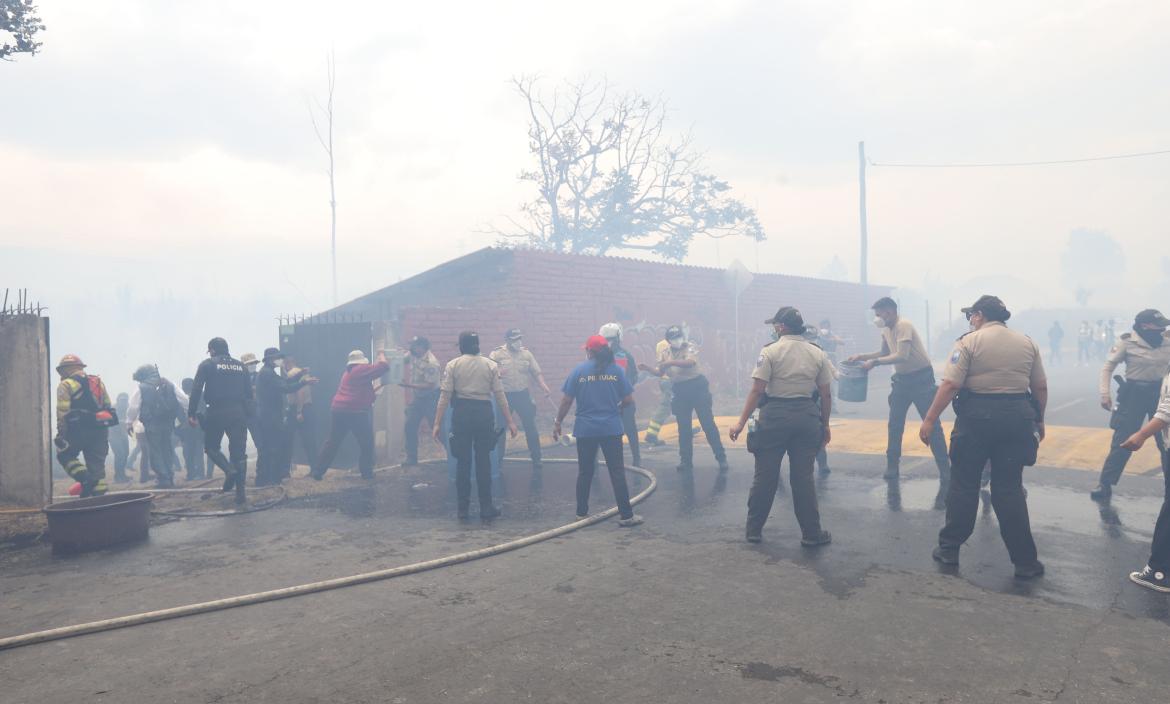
left=868, top=148, right=1170, bottom=169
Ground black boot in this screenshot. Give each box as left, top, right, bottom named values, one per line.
left=233, top=461, right=247, bottom=505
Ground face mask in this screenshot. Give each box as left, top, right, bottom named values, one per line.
left=669, top=339, right=686, bottom=350
left=507, top=341, right=521, bottom=351
left=769, top=329, right=780, bottom=342
left=819, top=328, right=829, bottom=336
left=872, top=316, right=885, bottom=328
left=1137, top=326, right=1164, bottom=348
left=606, top=338, right=619, bottom=349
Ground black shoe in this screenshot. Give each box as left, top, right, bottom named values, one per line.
left=481, top=506, right=501, bottom=521
left=801, top=530, right=831, bottom=547
left=1129, top=565, right=1170, bottom=593
left=933, top=489, right=947, bottom=511
left=718, top=460, right=730, bottom=473
left=745, top=530, right=762, bottom=544
left=677, top=462, right=694, bottom=472
left=932, top=546, right=959, bottom=565
left=1014, top=561, right=1045, bottom=579
left=1090, top=484, right=1112, bottom=502
left=883, top=468, right=899, bottom=481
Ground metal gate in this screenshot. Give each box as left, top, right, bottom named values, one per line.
left=278, top=313, right=372, bottom=469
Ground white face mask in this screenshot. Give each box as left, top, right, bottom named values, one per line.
left=669, top=339, right=686, bottom=350
left=872, top=316, right=886, bottom=328
left=507, top=341, right=521, bottom=351
left=819, top=328, right=829, bottom=336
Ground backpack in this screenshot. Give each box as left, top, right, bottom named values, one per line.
left=141, top=379, right=182, bottom=426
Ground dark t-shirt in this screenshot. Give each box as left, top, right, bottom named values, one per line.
left=562, top=360, right=634, bottom=438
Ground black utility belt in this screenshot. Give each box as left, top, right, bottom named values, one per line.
left=964, top=392, right=1029, bottom=400
left=892, top=366, right=934, bottom=382
left=1125, top=379, right=1162, bottom=387
left=453, top=397, right=492, bottom=407
left=765, top=396, right=816, bottom=403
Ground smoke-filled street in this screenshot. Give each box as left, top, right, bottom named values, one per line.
left=3, top=365, right=1167, bottom=703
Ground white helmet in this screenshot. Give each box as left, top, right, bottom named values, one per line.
left=599, top=322, right=623, bottom=342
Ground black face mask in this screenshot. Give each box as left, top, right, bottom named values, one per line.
left=1136, top=326, right=1164, bottom=348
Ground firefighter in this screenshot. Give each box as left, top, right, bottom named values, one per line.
left=54, top=354, right=116, bottom=497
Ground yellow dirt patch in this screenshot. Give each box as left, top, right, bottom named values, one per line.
left=655, top=416, right=1160, bottom=474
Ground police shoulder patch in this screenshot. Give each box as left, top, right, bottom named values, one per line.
left=950, top=349, right=961, bottom=364
left=756, top=353, right=765, bottom=367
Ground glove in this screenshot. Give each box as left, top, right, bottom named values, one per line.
left=54, top=436, right=68, bottom=451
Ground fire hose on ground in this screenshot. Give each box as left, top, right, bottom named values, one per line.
left=0, top=458, right=656, bottom=652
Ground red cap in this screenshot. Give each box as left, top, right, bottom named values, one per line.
left=584, top=335, right=610, bottom=352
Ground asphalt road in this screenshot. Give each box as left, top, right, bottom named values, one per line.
left=2, top=360, right=1167, bottom=703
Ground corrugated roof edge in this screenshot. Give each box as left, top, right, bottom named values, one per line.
left=324, top=245, right=889, bottom=315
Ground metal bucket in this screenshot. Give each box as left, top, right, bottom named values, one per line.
left=43, top=492, right=153, bottom=554
left=837, top=362, right=869, bottom=403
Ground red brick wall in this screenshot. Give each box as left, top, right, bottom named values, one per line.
left=393, top=250, right=889, bottom=408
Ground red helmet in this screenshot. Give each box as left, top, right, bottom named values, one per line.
left=56, top=354, right=86, bottom=371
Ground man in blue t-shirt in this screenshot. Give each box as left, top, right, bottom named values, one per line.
left=553, top=335, right=644, bottom=526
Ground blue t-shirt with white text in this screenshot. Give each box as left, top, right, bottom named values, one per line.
left=562, top=360, right=634, bottom=438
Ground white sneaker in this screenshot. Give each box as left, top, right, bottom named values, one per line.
left=618, top=514, right=644, bottom=527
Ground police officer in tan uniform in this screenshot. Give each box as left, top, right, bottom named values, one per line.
left=730, top=308, right=833, bottom=546
left=646, top=325, right=729, bottom=472
left=435, top=331, right=518, bottom=520
left=490, top=329, right=551, bottom=469
left=400, top=336, right=441, bottom=466
left=848, top=297, right=951, bottom=507
left=919, top=295, right=1047, bottom=579
left=1090, top=309, right=1170, bottom=501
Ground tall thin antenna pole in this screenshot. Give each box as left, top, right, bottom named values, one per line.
left=859, top=141, right=868, bottom=287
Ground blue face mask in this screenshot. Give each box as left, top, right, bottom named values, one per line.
left=770, top=329, right=780, bottom=342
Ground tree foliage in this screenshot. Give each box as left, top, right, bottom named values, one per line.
left=1, top=0, right=44, bottom=60
left=497, top=76, right=764, bottom=261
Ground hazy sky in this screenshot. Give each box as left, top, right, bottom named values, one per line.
left=3, top=0, right=1170, bottom=386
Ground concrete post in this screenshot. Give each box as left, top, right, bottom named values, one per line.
left=0, top=315, right=52, bottom=507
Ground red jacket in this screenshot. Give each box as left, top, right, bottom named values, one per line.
left=330, top=361, right=390, bottom=412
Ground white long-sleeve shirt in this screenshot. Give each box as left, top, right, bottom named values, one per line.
left=127, top=383, right=190, bottom=427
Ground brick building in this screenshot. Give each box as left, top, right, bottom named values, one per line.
left=307, top=247, right=889, bottom=464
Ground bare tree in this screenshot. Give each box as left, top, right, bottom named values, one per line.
left=309, top=52, right=338, bottom=305
left=1, top=0, right=44, bottom=60
left=493, top=76, right=764, bottom=261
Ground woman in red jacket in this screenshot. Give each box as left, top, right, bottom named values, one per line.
left=310, top=349, right=389, bottom=480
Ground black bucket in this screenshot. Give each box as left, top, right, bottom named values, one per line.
left=838, top=362, right=869, bottom=403
left=44, top=492, right=153, bottom=554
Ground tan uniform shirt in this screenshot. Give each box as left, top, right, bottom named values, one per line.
left=440, top=354, right=507, bottom=405
left=879, top=318, right=932, bottom=375
left=489, top=346, right=542, bottom=393
left=657, top=341, right=702, bottom=383
left=942, top=322, right=1046, bottom=393
left=287, top=367, right=313, bottom=414
left=1099, top=332, right=1170, bottom=396
left=408, top=351, right=441, bottom=388
left=752, top=335, right=833, bottom=398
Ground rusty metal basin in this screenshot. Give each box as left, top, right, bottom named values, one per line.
left=43, top=492, right=153, bottom=554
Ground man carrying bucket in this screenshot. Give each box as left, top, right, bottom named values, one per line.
left=847, top=297, right=951, bottom=509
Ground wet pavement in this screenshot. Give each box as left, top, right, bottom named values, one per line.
left=1, top=435, right=1168, bottom=702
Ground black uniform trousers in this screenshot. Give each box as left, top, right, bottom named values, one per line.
left=1099, top=380, right=1167, bottom=487
left=575, top=434, right=635, bottom=519
left=313, top=410, right=375, bottom=479
left=938, top=395, right=1039, bottom=566
left=255, top=415, right=288, bottom=485
left=621, top=402, right=641, bottom=466
left=746, top=398, right=825, bottom=538
left=671, top=375, right=726, bottom=466
left=1147, top=450, right=1170, bottom=571
left=177, top=425, right=206, bottom=480
left=201, top=405, right=249, bottom=478
left=497, top=390, right=542, bottom=464
left=404, top=389, right=438, bottom=464
left=451, top=399, right=496, bottom=511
